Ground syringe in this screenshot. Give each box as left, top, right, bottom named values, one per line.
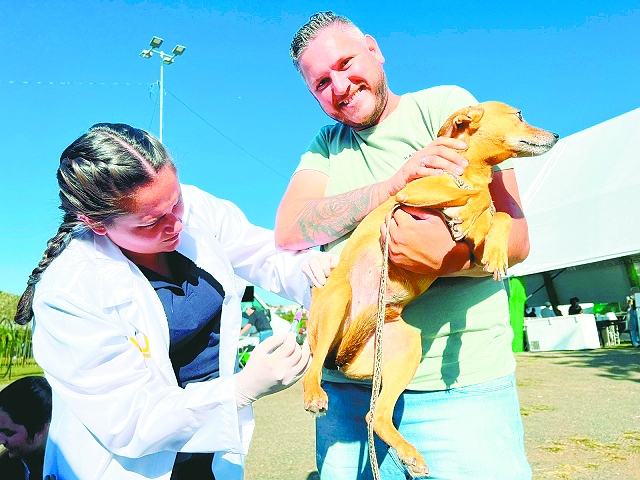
left=289, top=307, right=304, bottom=333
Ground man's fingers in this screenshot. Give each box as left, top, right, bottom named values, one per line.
left=432, top=136, right=468, bottom=151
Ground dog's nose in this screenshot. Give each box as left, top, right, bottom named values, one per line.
left=552, top=132, right=559, bottom=139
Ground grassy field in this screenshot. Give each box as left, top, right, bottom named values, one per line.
left=246, top=346, right=640, bottom=480
left=0, top=364, right=44, bottom=386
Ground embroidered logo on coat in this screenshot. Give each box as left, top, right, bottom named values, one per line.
left=130, top=333, right=151, bottom=358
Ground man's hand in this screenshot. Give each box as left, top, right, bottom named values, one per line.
left=381, top=138, right=468, bottom=197
left=381, top=207, right=471, bottom=276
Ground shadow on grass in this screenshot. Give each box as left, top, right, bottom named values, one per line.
left=523, top=346, right=640, bottom=383
left=306, top=472, right=320, bottom=480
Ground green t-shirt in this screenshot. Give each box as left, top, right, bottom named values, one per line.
left=296, top=86, right=515, bottom=391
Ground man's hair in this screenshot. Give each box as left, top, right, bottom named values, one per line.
left=0, top=376, right=51, bottom=438
left=290, top=11, right=364, bottom=73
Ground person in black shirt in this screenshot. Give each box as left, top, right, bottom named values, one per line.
left=568, top=297, right=583, bottom=315
left=240, top=307, right=273, bottom=342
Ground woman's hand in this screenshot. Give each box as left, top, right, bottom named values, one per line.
left=301, top=252, right=340, bottom=288
left=234, top=332, right=311, bottom=408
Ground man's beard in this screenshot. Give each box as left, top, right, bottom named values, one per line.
left=337, top=69, right=389, bottom=130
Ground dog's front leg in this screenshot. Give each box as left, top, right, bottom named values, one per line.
left=395, top=176, right=478, bottom=209
left=455, top=189, right=493, bottom=236
left=479, top=212, right=512, bottom=280
left=302, top=279, right=352, bottom=415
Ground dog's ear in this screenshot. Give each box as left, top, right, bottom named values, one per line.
left=438, top=106, right=485, bottom=138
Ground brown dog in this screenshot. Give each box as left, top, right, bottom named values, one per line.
left=302, top=101, right=558, bottom=476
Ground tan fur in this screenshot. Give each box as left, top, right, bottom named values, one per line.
left=303, top=102, right=558, bottom=476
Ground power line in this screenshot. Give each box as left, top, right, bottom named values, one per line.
left=0, top=80, right=147, bottom=86
left=148, top=83, right=159, bottom=132
left=1, top=78, right=290, bottom=181
left=163, top=88, right=289, bottom=181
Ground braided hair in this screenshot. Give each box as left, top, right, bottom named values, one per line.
left=14, top=123, right=173, bottom=325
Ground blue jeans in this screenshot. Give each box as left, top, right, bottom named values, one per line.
left=316, top=374, right=531, bottom=480
left=258, top=329, right=273, bottom=343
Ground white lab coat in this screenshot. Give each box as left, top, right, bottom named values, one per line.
left=32, top=185, right=314, bottom=480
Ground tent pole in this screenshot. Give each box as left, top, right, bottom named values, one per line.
left=622, top=256, right=640, bottom=291
left=542, top=271, right=561, bottom=315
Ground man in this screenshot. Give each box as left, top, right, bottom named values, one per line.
left=240, top=307, right=273, bottom=342
left=275, top=12, right=532, bottom=480
left=540, top=301, right=556, bottom=317
left=0, top=376, right=51, bottom=480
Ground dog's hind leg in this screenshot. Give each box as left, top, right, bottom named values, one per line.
left=302, top=279, right=351, bottom=415
left=342, top=316, right=428, bottom=477
left=370, top=318, right=428, bottom=477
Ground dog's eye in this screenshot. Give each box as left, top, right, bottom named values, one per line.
left=515, top=111, right=523, bottom=121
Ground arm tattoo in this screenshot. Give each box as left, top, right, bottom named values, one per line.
left=299, top=184, right=378, bottom=245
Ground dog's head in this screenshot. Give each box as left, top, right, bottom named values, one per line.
left=438, top=101, right=559, bottom=166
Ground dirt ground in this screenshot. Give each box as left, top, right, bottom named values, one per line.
left=245, top=345, right=640, bottom=480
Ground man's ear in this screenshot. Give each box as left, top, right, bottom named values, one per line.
left=32, top=422, right=50, bottom=450
left=364, top=34, right=385, bottom=64
left=77, top=214, right=107, bottom=236
left=438, top=106, right=484, bottom=138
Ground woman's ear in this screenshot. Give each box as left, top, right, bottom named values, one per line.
left=77, top=214, right=107, bottom=235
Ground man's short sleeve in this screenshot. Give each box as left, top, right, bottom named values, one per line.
left=294, top=126, right=331, bottom=175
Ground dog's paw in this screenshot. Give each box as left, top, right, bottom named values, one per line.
left=481, top=247, right=508, bottom=281
left=389, top=446, right=429, bottom=479
left=303, top=389, right=329, bottom=416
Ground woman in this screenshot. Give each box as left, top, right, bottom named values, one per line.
left=14, top=123, right=335, bottom=479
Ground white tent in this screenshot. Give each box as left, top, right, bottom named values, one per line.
left=506, top=107, right=640, bottom=305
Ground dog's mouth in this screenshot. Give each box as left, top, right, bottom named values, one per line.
left=517, top=136, right=558, bottom=156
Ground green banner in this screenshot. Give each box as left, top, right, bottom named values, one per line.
left=508, top=277, right=527, bottom=352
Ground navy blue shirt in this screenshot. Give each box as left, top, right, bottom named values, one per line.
left=138, top=252, right=225, bottom=388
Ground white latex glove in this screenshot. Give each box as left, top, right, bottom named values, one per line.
left=235, top=332, right=311, bottom=408
left=301, top=252, right=340, bottom=288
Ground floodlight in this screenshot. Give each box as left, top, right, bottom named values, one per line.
left=150, top=36, right=164, bottom=48
left=172, top=45, right=186, bottom=56
left=138, top=36, right=185, bottom=143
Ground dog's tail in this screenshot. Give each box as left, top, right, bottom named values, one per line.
left=333, top=304, right=402, bottom=377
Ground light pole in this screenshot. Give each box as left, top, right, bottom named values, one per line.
left=140, top=36, right=186, bottom=143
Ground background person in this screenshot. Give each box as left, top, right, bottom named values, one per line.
left=240, top=307, right=273, bottom=342
left=0, top=376, right=51, bottom=480
left=540, top=301, right=556, bottom=317
left=275, top=12, right=531, bottom=480
left=626, top=294, right=639, bottom=347
left=14, top=123, right=335, bottom=480
left=568, top=297, right=583, bottom=315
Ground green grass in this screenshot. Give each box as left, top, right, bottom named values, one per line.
left=0, top=291, right=19, bottom=321
left=520, top=403, right=556, bottom=416
left=0, top=364, right=44, bottom=385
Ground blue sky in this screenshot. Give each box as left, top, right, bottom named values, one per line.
left=1, top=1, right=638, bottom=305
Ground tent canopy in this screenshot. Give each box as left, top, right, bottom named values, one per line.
left=507, top=107, right=640, bottom=278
